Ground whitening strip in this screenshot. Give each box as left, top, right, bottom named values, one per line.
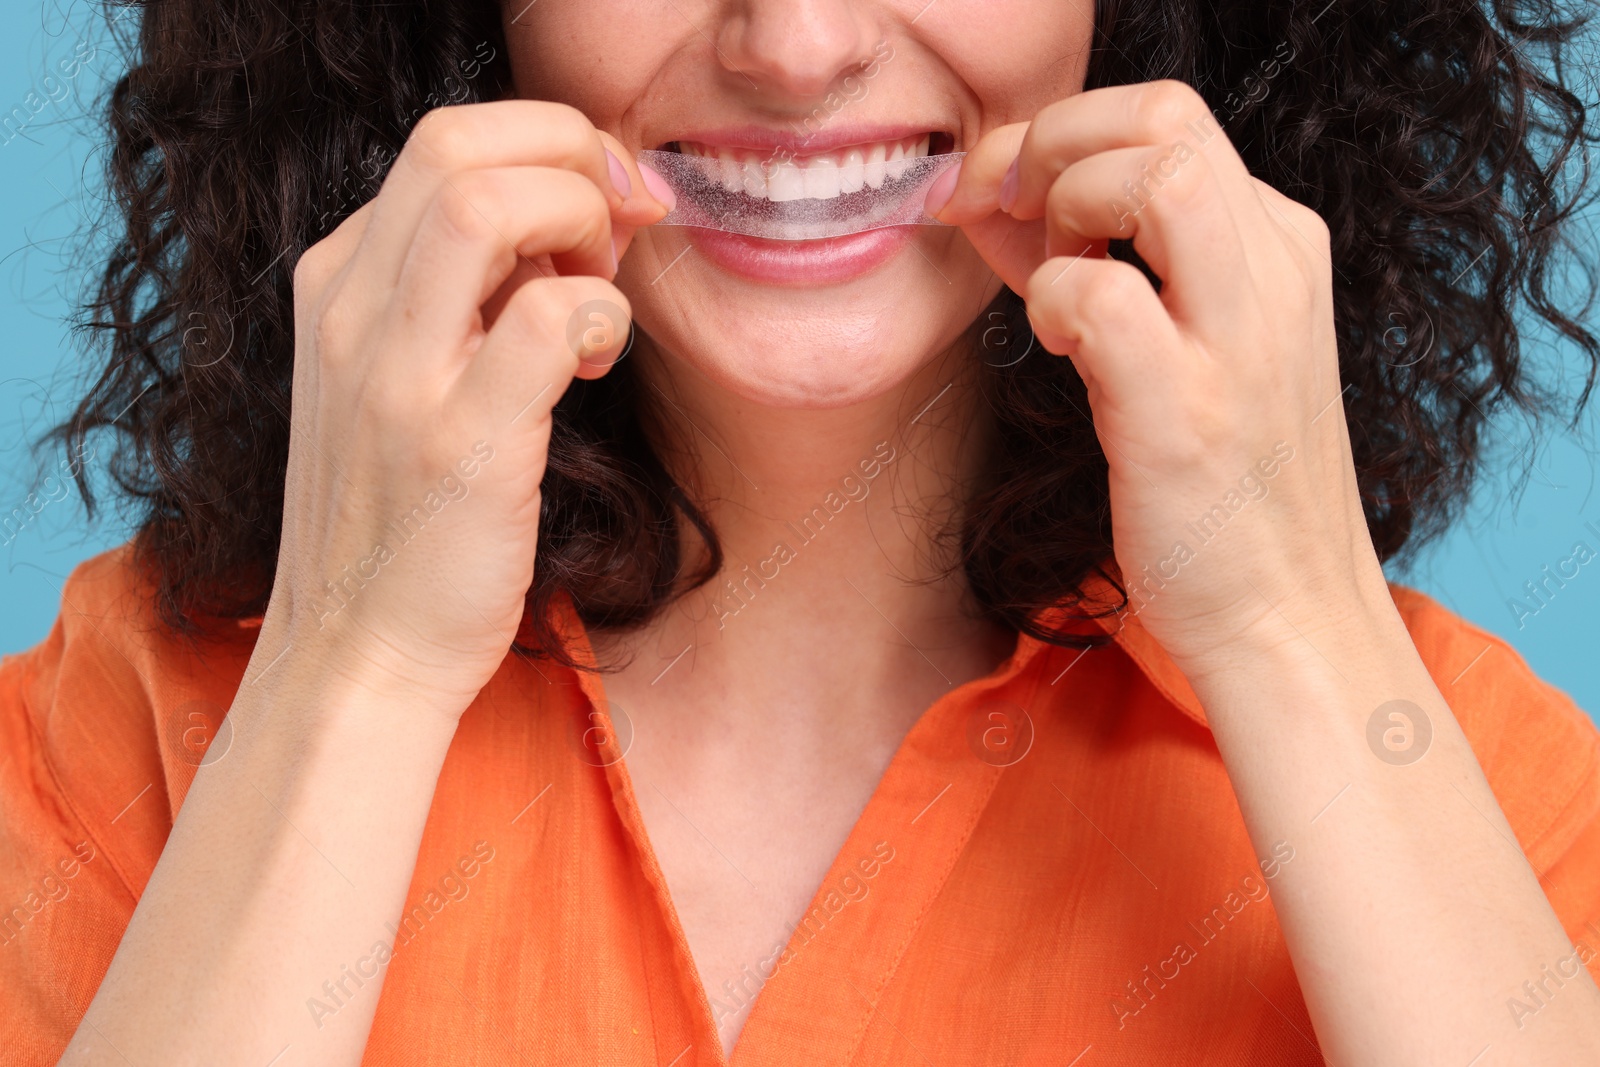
left=637, top=148, right=965, bottom=241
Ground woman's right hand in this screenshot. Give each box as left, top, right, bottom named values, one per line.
left=59, top=102, right=674, bottom=1067
left=263, top=101, right=670, bottom=718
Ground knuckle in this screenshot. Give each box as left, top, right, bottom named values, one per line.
left=309, top=302, right=350, bottom=361
left=1026, top=300, right=1074, bottom=347
left=1188, top=397, right=1235, bottom=451
left=1080, top=261, right=1150, bottom=318
left=547, top=163, right=609, bottom=203
left=328, top=198, right=375, bottom=242
left=406, top=107, right=476, bottom=172
left=429, top=176, right=500, bottom=244
left=535, top=101, right=598, bottom=147
left=1030, top=96, right=1076, bottom=137
left=552, top=275, right=619, bottom=314
left=1269, top=196, right=1334, bottom=285
left=1136, top=79, right=1209, bottom=139
left=1296, top=203, right=1332, bottom=246
left=537, top=164, right=598, bottom=207
left=301, top=291, right=370, bottom=371
left=563, top=176, right=613, bottom=242
left=505, top=277, right=631, bottom=355
left=1044, top=174, right=1078, bottom=225
left=490, top=101, right=597, bottom=169
left=504, top=282, right=573, bottom=343
left=565, top=276, right=632, bottom=318
left=292, top=242, right=335, bottom=298
left=1151, top=153, right=1210, bottom=213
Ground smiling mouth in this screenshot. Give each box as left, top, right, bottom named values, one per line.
left=666, top=133, right=955, bottom=202
left=646, top=132, right=960, bottom=242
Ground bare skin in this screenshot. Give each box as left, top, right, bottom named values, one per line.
left=591, top=334, right=1016, bottom=1051
left=58, top=0, right=1600, bottom=1065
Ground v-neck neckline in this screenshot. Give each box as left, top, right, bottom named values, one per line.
left=544, top=596, right=1051, bottom=1067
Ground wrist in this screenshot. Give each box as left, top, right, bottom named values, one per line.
left=236, top=618, right=475, bottom=740
left=1172, top=561, right=1408, bottom=698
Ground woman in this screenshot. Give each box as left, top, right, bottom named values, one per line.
left=3, top=0, right=1599, bottom=1062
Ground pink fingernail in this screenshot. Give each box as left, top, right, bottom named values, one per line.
left=637, top=162, right=677, bottom=213
left=922, top=160, right=962, bottom=218
left=998, top=157, right=1020, bottom=213
left=611, top=232, right=624, bottom=273
left=605, top=149, right=632, bottom=199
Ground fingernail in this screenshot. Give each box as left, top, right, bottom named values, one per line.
left=605, top=149, right=632, bottom=199
left=922, top=159, right=962, bottom=218
left=637, top=162, right=677, bottom=213
left=610, top=232, right=624, bottom=274
left=998, top=157, right=1020, bottom=213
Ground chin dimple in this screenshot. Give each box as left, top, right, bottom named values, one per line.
left=676, top=136, right=932, bottom=202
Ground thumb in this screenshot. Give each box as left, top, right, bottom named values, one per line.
left=594, top=129, right=671, bottom=265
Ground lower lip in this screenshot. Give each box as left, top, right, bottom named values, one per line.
left=684, top=224, right=918, bottom=285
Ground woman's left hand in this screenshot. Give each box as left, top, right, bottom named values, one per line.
left=932, top=80, right=1390, bottom=681
left=934, top=83, right=1600, bottom=1065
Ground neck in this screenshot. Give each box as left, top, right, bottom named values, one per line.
left=592, top=331, right=1012, bottom=696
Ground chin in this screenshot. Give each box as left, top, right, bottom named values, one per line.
left=647, top=320, right=946, bottom=410
left=621, top=227, right=993, bottom=410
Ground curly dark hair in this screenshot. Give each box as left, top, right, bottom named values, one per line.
left=47, top=0, right=1600, bottom=666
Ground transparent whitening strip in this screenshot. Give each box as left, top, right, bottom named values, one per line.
left=637, top=148, right=965, bottom=242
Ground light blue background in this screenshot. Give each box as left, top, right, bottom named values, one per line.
left=2, top=7, right=1596, bottom=723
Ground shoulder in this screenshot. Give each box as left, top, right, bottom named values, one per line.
left=0, top=543, right=252, bottom=1058
left=1386, top=582, right=1600, bottom=874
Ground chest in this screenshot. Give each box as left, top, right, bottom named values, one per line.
left=383, top=648, right=1316, bottom=1066
left=621, top=708, right=907, bottom=1055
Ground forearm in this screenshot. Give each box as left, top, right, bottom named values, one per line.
left=1185, top=585, right=1600, bottom=1065
left=61, top=645, right=460, bottom=1067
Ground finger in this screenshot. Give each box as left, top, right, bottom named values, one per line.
left=957, top=213, right=1053, bottom=294
left=290, top=202, right=382, bottom=442
left=390, top=167, right=616, bottom=356
left=452, top=275, right=632, bottom=432
left=478, top=264, right=631, bottom=382
left=1247, top=176, right=1336, bottom=278
left=1042, top=145, right=1253, bottom=328
left=1005, top=82, right=1258, bottom=226
left=595, top=130, right=668, bottom=266
left=293, top=199, right=378, bottom=307
left=927, top=121, right=1028, bottom=225
left=354, top=101, right=666, bottom=288
left=1022, top=254, right=1191, bottom=405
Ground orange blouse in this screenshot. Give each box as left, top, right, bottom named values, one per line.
left=2, top=545, right=1598, bottom=1065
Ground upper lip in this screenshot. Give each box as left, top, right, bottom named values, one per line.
left=660, top=123, right=952, bottom=156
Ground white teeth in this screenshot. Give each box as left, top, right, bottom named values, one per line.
left=886, top=141, right=907, bottom=181
left=802, top=157, right=840, bottom=199
left=740, top=160, right=768, bottom=198
left=766, top=163, right=804, bottom=201
left=865, top=143, right=887, bottom=189
left=674, top=136, right=938, bottom=201
left=839, top=148, right=865, bottom=193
